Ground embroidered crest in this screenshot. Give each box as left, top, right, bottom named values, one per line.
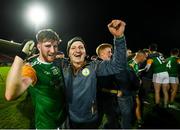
left=51, top=66, right=59, bottom=75
left=82, top=68, right=90, bottom=76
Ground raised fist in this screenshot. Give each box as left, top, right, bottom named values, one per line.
left=108, top=19, right=126, bottom=38
left=17, top=40, right=35, bottom=60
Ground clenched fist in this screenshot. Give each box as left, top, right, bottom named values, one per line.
left=108, top=19, right=126, bottom=38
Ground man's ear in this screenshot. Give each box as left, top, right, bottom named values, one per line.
left=37, top=43, right=40, bottom=52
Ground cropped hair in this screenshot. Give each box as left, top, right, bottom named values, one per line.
left=170, top=48, right=179, bottom=55
left=149, top=43, right=157, bottom=52
left=96, top=43, right=112, bottom=56
left=36, top=29, right=61, bottom=43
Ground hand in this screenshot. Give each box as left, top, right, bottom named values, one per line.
left=108, top=19, right=126, bottom=38
left=140, top=79, right=142, bottom=85
left=22, top=40, right=35, bottom=55
left=117, top=90, right=123, bottom=97
left=17, top=40, right=35, bottom=60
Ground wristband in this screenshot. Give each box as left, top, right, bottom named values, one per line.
left=17, top=51, right=27, bottom=60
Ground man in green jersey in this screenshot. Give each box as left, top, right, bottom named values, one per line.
left=5, top=29, right=67, bottom=129
left=145, top=52, right=169, bottom=108
left=128, top=50, right=147, bottom=128
left=166, top=48, right=180, bottom=109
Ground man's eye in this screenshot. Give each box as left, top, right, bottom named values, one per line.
left=71, top=47, right=75, bottom=49
left=54, top=45, right=58, bottom=48
left=45, top=45, right=51, bottom=48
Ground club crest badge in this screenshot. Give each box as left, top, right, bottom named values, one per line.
left=82, top=68, right=90, bottom=76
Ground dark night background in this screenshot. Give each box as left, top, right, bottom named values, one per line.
left=0, top=0, right=179, bottom=57
left=1, top=1, right=180, bottom=129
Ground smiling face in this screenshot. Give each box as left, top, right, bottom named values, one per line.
left=68, top=41, right=86, bottom=65
left=37, top=40, right=59, bottom=62
left=99, top=47, right=112, bottom=61
left=96, top=43, right=113, bottom=61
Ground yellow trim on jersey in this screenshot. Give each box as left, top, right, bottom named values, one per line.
left=177, top=58, right=180, bottom=64
left=129, top=63, right=134, bottom=68
left=21, top=65, right=37, bottom=85
left=147, top=59, right=153, bottom=65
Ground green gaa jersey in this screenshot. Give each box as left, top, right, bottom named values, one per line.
left=147, top=54, right=168, bottom=74
left=128, top=59, right=139, bottom=75
left=23, top=58, right=66, bottom=129
left=128, top=59, right=141, bottom=92
left=166, top=56, right=180, bottom=77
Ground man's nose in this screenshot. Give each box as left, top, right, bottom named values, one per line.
left=75, top=47, right=81, bottom=52
left=50, top=46, right=56, bottom=53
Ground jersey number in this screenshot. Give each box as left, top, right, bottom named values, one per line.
left=157, top=55, right=165, bottom=64
left=166, top=60, right=171, bottom=69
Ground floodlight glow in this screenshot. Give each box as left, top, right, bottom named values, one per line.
left=27, top=4, right=47, bottom=26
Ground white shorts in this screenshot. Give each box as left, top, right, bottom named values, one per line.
left=169, top=77, right=179, bottom=84
left=153, top=72, right=169, bottom=84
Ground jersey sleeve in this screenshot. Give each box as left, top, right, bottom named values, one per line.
left=21, top=65, right=37, bottom=85
left=177, top=58, right=180, bottom=64
left=147, top=59, right=153, bottom=65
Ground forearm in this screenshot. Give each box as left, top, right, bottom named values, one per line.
left=5, top=56, right=24, bottom=100
left=144, top=64, right=151, bottom=72
left=112, top=36, right=127, bottom=70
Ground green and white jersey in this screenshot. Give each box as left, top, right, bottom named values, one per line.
left=128, top=59, right=139, bottom=75
left=166, top=56, right=180, bottom=77
left=23, top=58, right=66, bottom=129
left=147, top=54, right=168, bottom=74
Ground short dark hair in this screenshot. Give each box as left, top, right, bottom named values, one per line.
left=149, top=43, right=157, bottom=51
left=170, top=48, right=179, bottom=55
left=36, top=29, right=61, bottom=43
